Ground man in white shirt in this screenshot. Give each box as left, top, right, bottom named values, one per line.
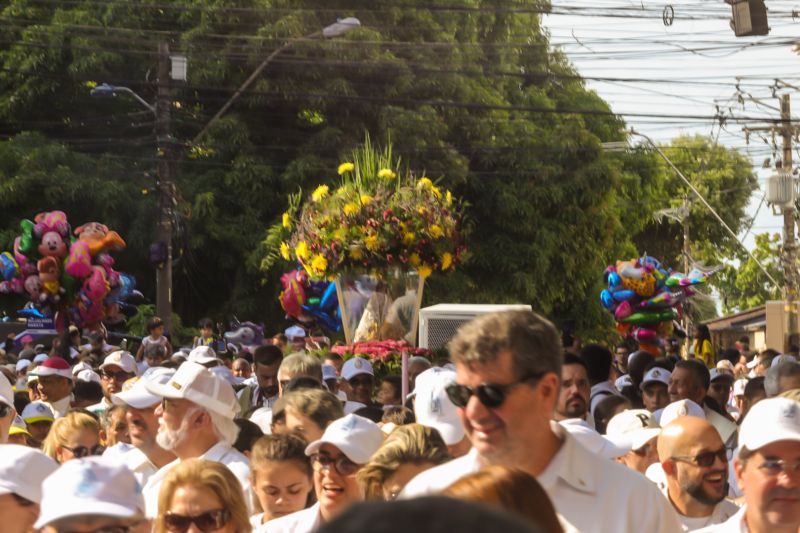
left=695, top=397, right=800, bottom=533
left=141, top=361, right=251, bottom=517
left=657, top=416, right=739, bottom=531
left=88, top=350, right=138, bottom=415
left=29, top=357, right=73, bottom=417
left=401, top=309, right=682, bottom=533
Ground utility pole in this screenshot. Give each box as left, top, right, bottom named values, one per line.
left=780, top=94, right=797, bottom=350
left=155, top=42, right=174, bottom=332
left=682, top=195, right=692, bottom=353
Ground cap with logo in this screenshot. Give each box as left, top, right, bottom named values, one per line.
left=341, top=357, right=374, bottom=381
left=100, top=351, right=138, bottom=375
left=658, top=399, right=705, bottom=427
left=113, top=367, right=175, bottom=409
left=615, top=375, right=634, bottom=390
left=9, top=415, right=31, bottom=438
left=305, top=413, right=384, bottom=464
left=0, top=373, right=13, bottom=409
left=30, top=357, right=73, bottom=381
left=144, top=361, right=239, bottom=418
left=640, top=367, right=670, bottom=389
left=413, top=367, right=465, bottom=446
left=21, top=401, right=55, bottom=424
left=0, top=445, right=58, bottom=504
left=187, top=345, right=222, bottom=366
left=34, top=457, right=145, bottom=528
left=606, top=409, right=661, bottom=452
left=738, top=397, right=800, bottom=451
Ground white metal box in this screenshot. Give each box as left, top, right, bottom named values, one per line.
left=418, top=303, right=532, bottom=350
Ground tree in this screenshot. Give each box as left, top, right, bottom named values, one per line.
left=715, top=232, right=782, bottom=314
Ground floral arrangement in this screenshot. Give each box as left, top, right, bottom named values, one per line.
left=263, top=138, right=466, bottom=281
left=330, top=339, right=431, bottom=362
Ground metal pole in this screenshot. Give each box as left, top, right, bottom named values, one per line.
left=156, top=42, right=173, bottom=332
left=682, top=196, right=692, bottom=355
left=781, top=94, right=797, bottom=350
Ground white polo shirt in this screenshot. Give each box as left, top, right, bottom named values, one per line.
left=401, top=421, right=683, bottom=533
left=118, top=447, right=160, bottom=488
left=257, top=502, right=321, bottom=533
left=143, top=441, right=252, bottom=517
left=693, top=505, right=748, bottom=533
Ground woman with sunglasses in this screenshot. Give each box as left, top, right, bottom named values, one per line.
left=156, top=458, right=251, bottom=533
left=260, top=414, right=384, bottom=533
left=41, top=409, right=103, bottom=463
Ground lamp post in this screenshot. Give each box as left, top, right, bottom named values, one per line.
left=192, top=17, right=361, bottom=143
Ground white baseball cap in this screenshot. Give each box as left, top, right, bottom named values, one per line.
left=559, top=419, right=630, bottom=459
left=100, top=351, right=138, bottom=375
left=35, top=457, right=145, bottom=528
left=71, top=361, right=93, bottom=376
left=0, top=373, right=13, bottom=409
left=0, top=445, right=58, bottom=504
left=187, top=345, right=222, bottom=366
left=640, top=367, right=670, bottom=390
left=305, top=413, right=384, bottom=464
left=321, top=364, right=338, bottom=381
left=285, top=325, right=306, bottom=339
left=658, top=399, right=705, bottom=427
left=9, top=415, right=31, bottom=438
left=144, top=361, right=239, bottom=418
left=709, top=368, right=734, bottom=383
left=113, top=367, right=175, bottom=409
left=413, top=367, right=465, bottom=446
left=733, top=378, right=748, bottom=397
left=209, top=365, right=243, bottom=387
left=615, top=375, right=633, bottom=390
left=341, top=357, right=374, bottom=381
left=606, top=409, right=661, bottom=452
left=33, top=353, right=49, bottom=364
left=76, top=369, right=102, bottom=384
left=739, top=397, right=800, bottom=451
left=15, top=359, right=31, bottom=373
left=30, top=357, right=73, bottom=381
left=21, top=401, right=55, bottom=424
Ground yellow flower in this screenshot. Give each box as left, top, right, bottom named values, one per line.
left=418, top=206, right=427, bottom=216
left=402, top=232, right=416, bottom=245
left=365, top=235, right=379, bottom=251
left=343, top=202, right=359, bottom=216
left=336, top=186, right=347, bottom=196
left=350, top=246, right=364, bottom=260
left=280, top=242, right=290, bottom=260
left=378, top=168, right=396, bottom=179
left=416, top=177, right=433, bottom=190
left=333, top=228, right=347, bottom=241
left=312, top=185, right=329, bottom=202
left=295, top=241, right=309, bottom=261
left=428, top=225, right=444, bottom=239
left=310, top=254, right=328, bottom=274
left=445, top=190, right=453, bottom=206
left=409, top=253, right=421, bottom=267
left=338, top=162, right=354, bottom=175
left=430, top=186, right=442, bottom=200
left=282, top=212, right=291, bottom=229
left=418, top=264, right=433, bottom=278
left=360, top=194, right=372, bottom=205
left=441, top=252, right=453, bottom=270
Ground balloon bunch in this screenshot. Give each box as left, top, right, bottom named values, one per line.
left=0, top=211, right=141, bottom=330
left=601, top=254, right=717, bottom=354
left=279, top=269, right=342, bottom=333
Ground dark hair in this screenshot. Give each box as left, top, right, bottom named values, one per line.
left=198, top=318, right=214, bottom=329
left=592, top=395, right=631, bottom=435
left=562, top=352, right=588, bottom=373
left=381, top=406, right=415, bottom=426
left=250, top=433, right=312, bottom=477
left=579, top=344, right=612, bottom=385
left=283, top=376, right=324, bottom=393
left=381, top=375, right=402, bottom=401
left=72, top=380, right=104, bottom=404
left=323, top=352, right=343, bottom=363
left=147, top=317, right=164, bottom=332
left=695, top=324, right=711, bottom=342
left=233, top=418, right=264, bottom=455
left=718, top=348, right=740, bottom=366
left=647, top=357, right=675, bottom=373
left=353, top=406, right=385, bottom=423
left=744, top=376, right=766, bottom=402
left=253, top=345, right=283, bottom=367
left=760, top=349, right=780, bottom=368
left=627, top=350, right=655, bottom=387
left=144, top=343, right=167, bottom=361
left=675, top=359, right=711, bottom=390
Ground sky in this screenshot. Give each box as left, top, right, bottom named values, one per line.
left=543, top=0, right=800, bottom=251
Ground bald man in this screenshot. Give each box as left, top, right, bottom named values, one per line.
left=657, top=417, right=739, bottom=531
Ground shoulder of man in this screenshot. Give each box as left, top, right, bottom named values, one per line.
left=399, top=451, right=479, bottom=498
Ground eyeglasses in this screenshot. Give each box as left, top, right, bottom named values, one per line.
left=757, top=458, right=800, bottom=477
left=164, top=509, right=230, bottom=533
left=671, top=447, right=730, bottom=468
left=311, top=453, right=360, bottom=476
left=445, top=374, right=543, bottom=409
left=102, top=370, right=132, bottom=381
left=62, top=444, right=105, bottom=458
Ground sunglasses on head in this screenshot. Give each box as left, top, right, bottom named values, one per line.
left=445, top=373, right=543, bottom=409
left=311, top=453, right=360, bottom=476
left=62, top=444, right=105, bottom=458
left=671, top=447, right=730, bottom=468
left=164, top=509, right=229, bottom=533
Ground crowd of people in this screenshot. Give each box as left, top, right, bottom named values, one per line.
left=0, top=310, right=798, bottom=533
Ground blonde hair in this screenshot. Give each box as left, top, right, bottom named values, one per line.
left=356, top=423, right=450, bottom=499
left=42, top=410, right=100, bottom=460
left=154, top=458, right=251, bottom=533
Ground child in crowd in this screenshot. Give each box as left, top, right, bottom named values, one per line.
left=136, top=317, right=172, bottom=362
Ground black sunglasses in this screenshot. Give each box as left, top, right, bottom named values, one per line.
left=445, top=373, right=543, bottom=409
left=102, top=370, right=132, bottom=381
left=165, top=509, right=229, bottom=533
left=672, top=447, right=730, bottom=468
left=311, top=453, right=360, bottom=476
left=62, top=444, right=105, bottom=458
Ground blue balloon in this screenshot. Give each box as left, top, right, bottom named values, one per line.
left=600, top=289, right=615, bottom=310
left=612, top=289, right=636, bottom=302
left=607, top=272, right=622, bottom=290
left=0, top=253, right=17, bottom=281
left=319, top=282, right=338, bottom=311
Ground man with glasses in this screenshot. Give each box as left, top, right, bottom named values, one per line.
left=696, top=397, right=800, bottom=533
left=657, top=416, right=738, bottom=531
left=401, top=310, right=682, bottom=532
left=262, top=414, right=384, bottom=532
left=88, top=350, right=138, bottom=415
left=0, top=373, right=16, bottom=443
left=341, top=357, right=377, bottom=407
left=29, top=357, right=73, bottom=418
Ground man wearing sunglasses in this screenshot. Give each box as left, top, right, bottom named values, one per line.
left=657, top=416, right=739, bottom=531
left=696, top=397, right=800, bottom=533
left=401, top=310, right=682, bottom=533
left=88, top=350, right=138, bottom=415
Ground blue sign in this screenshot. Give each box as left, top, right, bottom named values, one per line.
left=27, top=317, right=55, bottom=330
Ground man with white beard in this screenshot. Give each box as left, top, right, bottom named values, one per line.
left=141, top=361, right=250, bottom=517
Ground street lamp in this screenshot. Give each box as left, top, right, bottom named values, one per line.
left=192, top=17, right=361, bottom=143
left=90, top=83, right=156, bottom=113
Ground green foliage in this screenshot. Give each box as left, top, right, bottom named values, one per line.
left=715, top=233, right=783, bottom=314
left=127, top=304, right=198, bottom=346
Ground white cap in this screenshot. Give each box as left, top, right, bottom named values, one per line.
left=559, top=419, right=629, bottom=459
left=76, top=369, right=102, bottom=384
left=209, top=365, right=243, bottom=387
left=606, top=409, right=661, bottom=451
left=413, top=367, right=465, bottom=446
left=716, top=360, right=735, bottom=373
left=659, top=399, right=705, bottom=427
left=640, top=367, right=670, bottom=389
left=733, top=378, right=748, bottom=397
left=615, top=375, right=633, bottom=390
left=100, top=351, right=138, bottom=375
left=746, top=355, right=761, bottom=369
left=21, top=401, right=55, bottom=423
left=15, top=359, right=31, bottom=373
left=341, top=357, right=374, bottom=381
left=305, top=414, right=384, bottom=464
left=0, top=445, right=58, bottom=504
left=71, top=361, right=93, bottom=376
left=33, top=353, right=49, bottom=364
left=187, top=345, right=222, bottom=366
left=144, top=361, right=239, bottom=418
left=321, top=364, right=338, bottom=381
left=709, top=368, right=734, bottom=383
left=9, top=415, right=30, bottom=437
left=30, top=357, right=73, bottom=381
left=0, top=373, right=13, bottom=409
left=35, top=457, right=144, bottom=528
left=772, top=354, right=798, bottom=368
left=285, top=325, right=306, bottom=339
left=113, top=367, right=175, bottom=409
left=739, top=397, right=800, bottom=451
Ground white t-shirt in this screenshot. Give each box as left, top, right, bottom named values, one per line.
left=693, top=505, right=748, bottom=533
left=257, top=502, right=320, bottom=533
left=678, top=499, right=740, bottom=532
